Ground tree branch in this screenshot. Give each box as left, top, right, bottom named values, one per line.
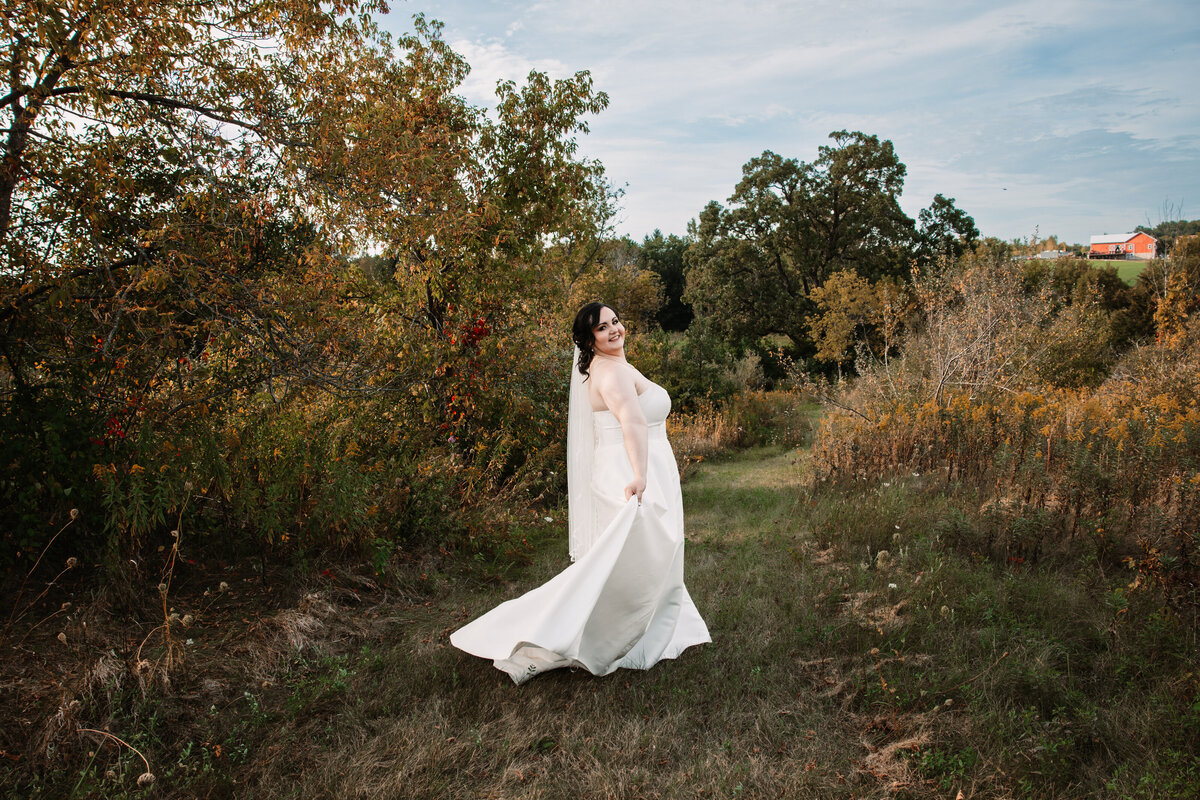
left=0, top=254, right=145, bottom=323
left=92, top=88, right=268, bottom=133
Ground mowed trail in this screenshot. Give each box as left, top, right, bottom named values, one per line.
left=684, top=445, right=811, bottom=545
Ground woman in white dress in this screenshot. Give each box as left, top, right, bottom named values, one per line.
left=450, top=302, right=711, bottom=684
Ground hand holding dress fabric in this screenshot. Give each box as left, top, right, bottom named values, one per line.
left=591, top=353, right=650, bottom=506
left=449, top=379, right=710, bottom=684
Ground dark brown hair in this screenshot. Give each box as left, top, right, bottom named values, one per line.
left=571, top=301, right=615, bottom=378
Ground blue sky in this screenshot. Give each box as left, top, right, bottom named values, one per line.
left=378, top=1, right=1200, bottom=246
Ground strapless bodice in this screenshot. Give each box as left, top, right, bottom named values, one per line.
left=449, top=373, right=709, bottom=684
left=593, top=382, right=671, bottom=446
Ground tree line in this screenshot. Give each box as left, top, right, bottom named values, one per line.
left=2, top=1, right=1193, bottom=577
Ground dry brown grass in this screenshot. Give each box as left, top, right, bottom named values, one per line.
left=4, top=430, right=1197, bottom=799
left=668, top=391, right=816, bottom=481
left=667, top=401, right=744, bottom=474
left=812, top=318, right=1200, bottom=623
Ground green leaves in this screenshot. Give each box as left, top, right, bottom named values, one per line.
left=684, top=131, right=916, bottom=351
left=917, top=194, right=980, bottom=268
left=0, top=2, right=615, bottom=564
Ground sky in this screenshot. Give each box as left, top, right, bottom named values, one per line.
left=377, top=0, right=1200, bottom=246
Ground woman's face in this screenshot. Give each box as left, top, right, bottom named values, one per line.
left=591, top=306, right=625, bottom=358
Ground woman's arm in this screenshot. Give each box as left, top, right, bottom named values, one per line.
left=594, top=363, right=648, bottom=503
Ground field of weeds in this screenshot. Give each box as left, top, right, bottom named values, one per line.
left=4, top=434, right=1197, bottom=799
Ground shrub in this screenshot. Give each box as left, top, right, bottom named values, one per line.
left=669, top=391, right=814, bottom=476
left=810, top=249, right=1200, bottom=615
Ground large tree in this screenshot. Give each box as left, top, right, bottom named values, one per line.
left=916, top=193, right=980, bottom=267
left=1136, top=218, right=1200, bottom=256
left=1, top=0, right=609, bottom=391
left=0, top=1, right=611, bottom=555
left=683, top=131, right=913, bottom=346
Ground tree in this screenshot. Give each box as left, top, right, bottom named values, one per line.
left=0, top=2, right=613, bottom=559
left=569, top=261, right=664, bottom=334
left=916, top=193, right=979, bottom=267
left=1136, top=219, right=1200, bottom=256
left=683, top=131, right=914, bottom=347
left=1151, top=235, right=1200, bottom=348
left=1, top=3, right=470, bottom=409
left=638, top=230, right=692, bottom=331
left=807, top=270, right=908, bottom=369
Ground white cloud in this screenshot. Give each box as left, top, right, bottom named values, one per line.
left=449, top=38, right=574, bottom=106
left=382, top=0, right=1200, bottom=243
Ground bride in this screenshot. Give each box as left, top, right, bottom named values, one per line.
left=450, top=302, right=711, bottom=684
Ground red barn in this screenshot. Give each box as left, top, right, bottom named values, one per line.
left=1088, top=232, right=1158, bottom=260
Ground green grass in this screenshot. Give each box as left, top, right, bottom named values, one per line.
left=244, top=451, right=1199, bottom=798
left=1115, top=260, right=1149, bottom=285
left=6, top=444, right=1198, bottom=799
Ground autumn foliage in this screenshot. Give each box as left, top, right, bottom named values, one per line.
left=0, top=2, right=613, bottom=568
left=811, top=243, right=1200, bottom=612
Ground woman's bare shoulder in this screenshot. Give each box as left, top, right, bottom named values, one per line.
left=589, top=359, right=636, bottom=386
left=592, top=359, right=638, bottom=381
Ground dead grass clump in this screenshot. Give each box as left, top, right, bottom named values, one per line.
left=670, top=391, right=814, bottom=478
left=13, top=597, right=142, bottom=772
left=842, top=591, right=910, bottom=631
left=30, top=697, right=83, bottom=769
left=249, top=589, right=371, bottom=682
left=809, top=545, right=840, bottom=567
left=859, top=730, right=930, bottom=792
left=85, top=650, right=126, bottom=697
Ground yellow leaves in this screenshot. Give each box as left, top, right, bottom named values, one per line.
left=1153, top=267, right=1198, bottom=349
left=807, top=269, right=883, bottom=365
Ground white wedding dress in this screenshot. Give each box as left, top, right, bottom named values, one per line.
left=450, top=381, right=711, bottom=684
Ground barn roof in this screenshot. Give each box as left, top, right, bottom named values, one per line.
left=1089, top=232, right=1157, bottom=245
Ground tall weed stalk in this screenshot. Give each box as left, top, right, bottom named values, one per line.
left=812, top=252, right=1200, bottom=616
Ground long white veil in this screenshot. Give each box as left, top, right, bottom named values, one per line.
left=567, top=346, right=596, bottom=561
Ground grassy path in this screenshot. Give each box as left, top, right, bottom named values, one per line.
left=685, top=446, right=809, bottom=544
left=235, top=444, right=1196, bottom=800
left=243, top=446, right=954, bottom=799
left=22, top=443, right=1195, bottom=798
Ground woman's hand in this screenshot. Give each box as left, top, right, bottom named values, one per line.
left=592, top=361, right=650, bottom=507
